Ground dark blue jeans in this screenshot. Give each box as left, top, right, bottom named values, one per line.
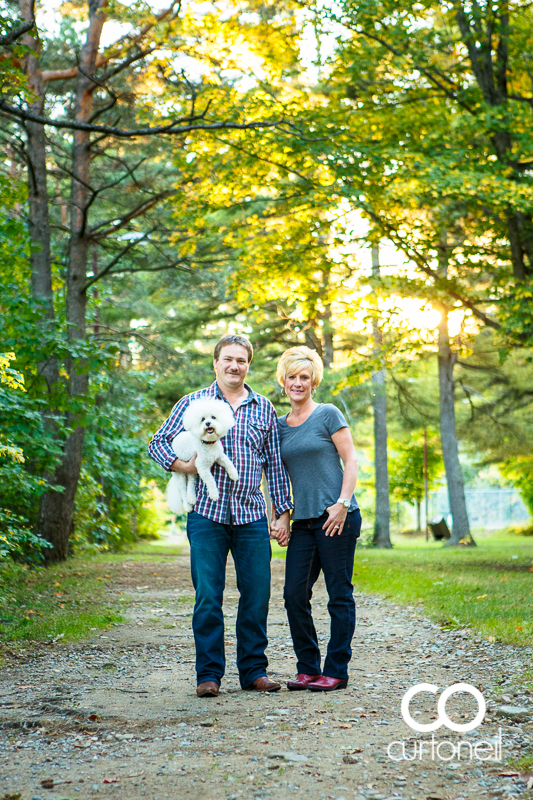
left=284, top=509, right=361, bottom=680
left=186, top=511, right=271, bottom=688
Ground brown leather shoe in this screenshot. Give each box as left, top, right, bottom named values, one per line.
left=287, top=673, right=321, bottom=691
left=307, top=676, right=348, bottom=692
left=196, top=681, right=219, bottom=698
left=250, top=675, right=281, bottom=692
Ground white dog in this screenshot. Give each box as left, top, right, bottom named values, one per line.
left=166, top=398, right=239, bottom=515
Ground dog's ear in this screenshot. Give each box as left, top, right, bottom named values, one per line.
left=182, top=400, right=198, bottom=431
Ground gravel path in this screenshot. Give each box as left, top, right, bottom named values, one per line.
left=1, top=551, right=532, bottom=800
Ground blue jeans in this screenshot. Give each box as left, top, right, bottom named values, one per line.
left=186, top=511, right=272, bottom=688
left=284, top=509, right=361, bottom=680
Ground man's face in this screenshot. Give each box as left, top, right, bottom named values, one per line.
left=213, top=344, right=250, bottom=390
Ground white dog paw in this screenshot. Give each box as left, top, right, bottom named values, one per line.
left=208, top=491, right=219, bottom=502
left=229, top=471, right=239, bottom=482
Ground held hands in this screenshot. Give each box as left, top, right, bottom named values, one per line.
left=323, top=503, right=348, bottom=536
left=270, top=510, right=291, bottom=547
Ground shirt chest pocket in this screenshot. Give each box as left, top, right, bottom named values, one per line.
left=247, top=417, right=270, bottom=452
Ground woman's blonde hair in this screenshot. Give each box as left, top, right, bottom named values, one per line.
left=276, top=346, right=324, bottom=388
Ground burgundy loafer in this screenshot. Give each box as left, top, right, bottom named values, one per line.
left=287, top=674, right=321, bottom=691
left=307, top=676, right=348, bottom=692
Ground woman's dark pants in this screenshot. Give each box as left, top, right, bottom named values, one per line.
left=284, top=509, right=361, bottom=680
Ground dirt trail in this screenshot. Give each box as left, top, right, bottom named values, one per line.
left=1, top=550, right=532, bottom=800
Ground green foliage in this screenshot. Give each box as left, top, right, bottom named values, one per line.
left=0, top=170, right=164, bottom=558
left=0, top=509, right=51, bottom=562
left=325, top=0, right=533, bottom=349
left=500, top=457, right=533, bottom=518
left=0, top=346, right=52, bottom=560
left=71, top=368, right=164, bottom=551
left=389, top=429, right=444, bottom=507
left=0, top=557, right=123, bottom=643
left=508, top=524, right=533, bottom=537
left=0, top=14, right=31, bottom=102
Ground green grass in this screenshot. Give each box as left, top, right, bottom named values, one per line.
left=350, top=531, right=533, bottom=645
left=125, top=539, right=184, bottom=557
left=0, top=556, right=124, bottom=645
left=507, top=750, right=533, bottom=773
left=272, top=530, right=533, bottom=645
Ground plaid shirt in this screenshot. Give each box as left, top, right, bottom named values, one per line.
left=148, top=381, right=293, bottom=525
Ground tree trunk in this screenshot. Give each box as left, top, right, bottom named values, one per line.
left=20, top=0, right=58, bottom=387
left=437, top=230, right=474, bottom=546
left=371, top=243, right=392, bottom=547
left=455, top=7, right=532, bottom=280
left=20, top=0, right=67, bottom=556
left=39, top=0, right=107, bottom=562
left=20, top=1, right=50, bottom=307
left=322, top=304, right=334, bottom=368
left=416, top=500, right=421, bottom=534
left=304, top=322, right=323, bottom=358
left=438, top=309, right=476, bottom=547
left=507, top=212, right=530, bottom=281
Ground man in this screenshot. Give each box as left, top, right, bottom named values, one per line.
left=149, top=334, right=292, bottom=698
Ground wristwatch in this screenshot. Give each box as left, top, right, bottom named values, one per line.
left=338, top=498, right=351, bottom=508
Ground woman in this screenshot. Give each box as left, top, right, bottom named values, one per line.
left=272, top=346, right=361, bottom=692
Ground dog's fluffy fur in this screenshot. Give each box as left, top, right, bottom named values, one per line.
left=166, top=398, right=239, bottom=515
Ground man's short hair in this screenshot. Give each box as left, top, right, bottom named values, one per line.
left=213, top=334, right=253, bottom=363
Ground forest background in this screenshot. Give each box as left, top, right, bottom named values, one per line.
left=1, top=0, right=533, bottom=567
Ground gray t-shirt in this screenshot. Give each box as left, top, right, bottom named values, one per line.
left=278, top=403, right=359, bottom=521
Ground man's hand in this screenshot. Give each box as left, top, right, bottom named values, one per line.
left=271, top=510, right=290, bottom=547
left=170, top=454, right=198, bottom=475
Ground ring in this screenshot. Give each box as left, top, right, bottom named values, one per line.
left=334, top=525, right=340, bottom=529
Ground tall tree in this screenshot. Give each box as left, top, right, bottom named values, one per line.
left=437, top=231, right=475, bottom=545
left=371, top=243, right=392, bottom=547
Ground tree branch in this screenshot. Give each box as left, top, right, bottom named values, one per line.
left=99, top=46, right=156, bottom=83
left=41, top=0, right=179, bottom=82
left=0, top=19, right=34, bottom=46
left=81, top=229, right=155, bottom=291
left=344, top=22, right=476, bottom=114
left=80, top=157, right=148, bottom=237
left=0, top=98, right=287, bottom=138
left=90, top=257, right=196, bottom=282
left=362, top=207, right=501, bottom=331
left=89, top=191, right=175, bottom=237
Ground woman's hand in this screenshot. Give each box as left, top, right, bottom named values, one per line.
left=276, top=527, right=291, bottom=547
left=271, top=511, right=291, bottom=547
left=323, top=503, right=348, bottom=537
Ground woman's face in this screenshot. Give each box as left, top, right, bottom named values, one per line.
left=284, top=368, right=314, bottom=404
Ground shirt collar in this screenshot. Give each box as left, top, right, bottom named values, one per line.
left=211, top=381, right=258, bottom=406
